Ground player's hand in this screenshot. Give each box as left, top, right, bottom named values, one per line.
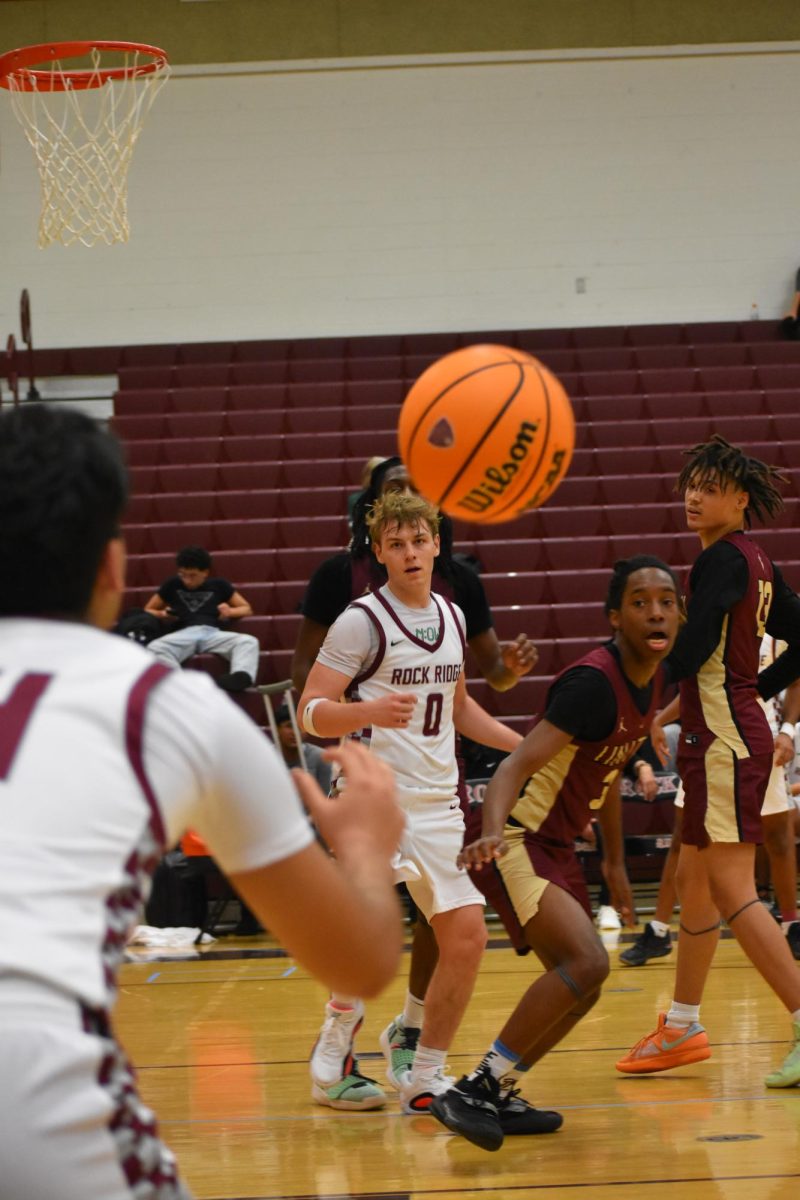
left=367, top=693, right=418, bottom=728
left=501, top=633, right=538, bottom=677
left=293, top=742, right=404, bottom=863
left=649, top=719, right=669, bottom=767
left=601, top=862, right=636, bottom=927
left=218, top=602, right=233, bottom=619
left=636, top=761, right=659, bottom=802
left=457, top=835, right=508, bottom=870
left=774, top=731, right=795, bottom=768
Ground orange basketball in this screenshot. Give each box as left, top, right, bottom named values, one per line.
left=397, top=344, right=575, bottom=525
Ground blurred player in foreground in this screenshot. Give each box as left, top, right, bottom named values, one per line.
left=431, top=556, right=681, bottom=1150
left=0, top=405, right=404, bottom=1200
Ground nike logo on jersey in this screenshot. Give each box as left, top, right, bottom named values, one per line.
left=390, top=638, right=404, bottom=646
left=449, top=801, right=459, bottom=809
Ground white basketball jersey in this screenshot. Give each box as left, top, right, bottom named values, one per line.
left=759, top=634, right=788, bottom=734
left=349, top=587, right=466, bottom=796
left=0, top=619, right=313, bottom=1010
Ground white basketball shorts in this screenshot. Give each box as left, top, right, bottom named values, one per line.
left=0, top=976, right=192, bottom=1200
left=395, top=789, right=485, bottom=920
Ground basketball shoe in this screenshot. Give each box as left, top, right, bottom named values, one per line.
left=310, top=999, right=386, bottom=1110
left=378, top=1015, right=419, bottom=1090
left=785, top=921, right=800, bottom=962
left=430, top=1069, right=563, bottom=1152
left=399, top=1064, right=454, bottom=1114
left=615, top=1013, right=711, bottom=1074
left=619, top=923, right=672, bottom=967
left=764, top=1021, right=800, bottom=1088
left=596, top=905, right=622, bottom=931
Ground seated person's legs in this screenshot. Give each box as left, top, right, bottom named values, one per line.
left=198, top=629, right=260, bottom=690
left=148, top=626, right=202, bottom=668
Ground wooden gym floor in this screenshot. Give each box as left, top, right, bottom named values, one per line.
left=120, top=920, right=800, bottom=1200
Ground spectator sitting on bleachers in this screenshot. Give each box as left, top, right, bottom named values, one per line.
left=274, top=702, right=333, bottom=794
left=145, top=545, right=260, bottom=691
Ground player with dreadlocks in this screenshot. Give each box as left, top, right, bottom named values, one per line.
left=617, top=435, right=800, bottom=1087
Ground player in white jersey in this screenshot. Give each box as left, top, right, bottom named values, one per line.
left=0, top=405, right=405, bottom=1200
left=755, top=635, right=800, bottom=955
left=299, top=491, right=556, bottom=1130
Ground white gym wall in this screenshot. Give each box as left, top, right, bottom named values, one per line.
left=1, top=43, right=799, bottom=347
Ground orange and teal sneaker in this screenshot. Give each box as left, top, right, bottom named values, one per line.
left=764, top=1021, right=800, bottom=1088
left=615, top=1013, right=711, bottom=1074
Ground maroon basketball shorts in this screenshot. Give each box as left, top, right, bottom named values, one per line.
left=678, top=739, right=773, bottom=846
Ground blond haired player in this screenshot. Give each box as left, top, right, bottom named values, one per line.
left=299, top=492, right=551, bottom=1130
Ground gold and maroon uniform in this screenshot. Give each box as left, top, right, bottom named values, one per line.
left=669, top=532, right=793, bottom=845
left=497, top=642, right=666, bottom=922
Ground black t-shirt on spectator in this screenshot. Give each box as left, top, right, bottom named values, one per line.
left=158, top=577, right=235, bottom=628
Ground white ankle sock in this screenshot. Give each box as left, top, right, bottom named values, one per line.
left=402, top=992, right=425, bottom=1029
left=650, top=920, right=670, bottom=938
left=411, top=1044, right=446, bottom=1077
left=665, top=1001, right=700, bottom=1029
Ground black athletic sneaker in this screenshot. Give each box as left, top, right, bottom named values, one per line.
left=430, top=1069, right=504, bottom=1152
left=217, top=671, right=253, bottom=693
left=786, top=921, right=800, bottom=962
left=619, top=922, right=672, bottom=967
left=496, top=1087, right=563, bottom=1135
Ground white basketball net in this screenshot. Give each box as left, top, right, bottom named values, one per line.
left=5, top=47, right=169, bottom=248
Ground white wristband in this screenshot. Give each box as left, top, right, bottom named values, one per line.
left=302, top=697, right=325, bottom=737
left=780, top=722, right=796, bottom=739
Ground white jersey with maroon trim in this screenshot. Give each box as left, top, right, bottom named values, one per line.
left=759, top=633, right=788, bottom=735
left=334, top=586, right=466, bottom=797
left=0, top=619, right=313, bottom=1010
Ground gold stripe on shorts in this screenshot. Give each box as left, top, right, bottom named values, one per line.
left=704, top=739, right=739, bottom=843
left=497, top=827, right=549, bottom=928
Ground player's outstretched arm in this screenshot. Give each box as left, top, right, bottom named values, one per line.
left=452, top=673, right=522, bottom=752
left=468, top=627, right=538, bottom=692
left=595, top=778, right=635, bottom=927
left=650, top=694, right=680, bottom=765
left=229, top=742, right=404, bottom=998
left=300, top=661, right=417, bottom=736
left=459, top=718, right=572, bottom=869
left=291, top=616, right=329, bottom=693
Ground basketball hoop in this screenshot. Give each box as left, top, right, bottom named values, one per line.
left=0, top=41, right=170, bottom=248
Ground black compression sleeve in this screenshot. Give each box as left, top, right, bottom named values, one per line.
left=758, top=563, right=800, bottom=699
left=663, top=541, right=749, bottom=685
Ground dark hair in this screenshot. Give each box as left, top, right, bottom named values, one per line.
left=605, top=556, right=681, bottom=615
left=274, top=703, right=291, bottom=725
left=675, top=434, right=785, bottom=527
left=176, top=545, right=212, bottom=571
left=0, top=404, right=127, bottom=618
left=349, top=454, right=455, bottom=575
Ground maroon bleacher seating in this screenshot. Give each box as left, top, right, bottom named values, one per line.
left=95, top=316, right=800, bottom=728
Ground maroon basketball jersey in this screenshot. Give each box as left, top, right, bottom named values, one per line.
left=679, top=531, right=774, bottom=758
left=510, top=645, right=666, bottom=845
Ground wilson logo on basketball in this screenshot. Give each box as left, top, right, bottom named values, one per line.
left=519, top=448, right=570, bottom=513
left=456, top=421, right=540, bottom=515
